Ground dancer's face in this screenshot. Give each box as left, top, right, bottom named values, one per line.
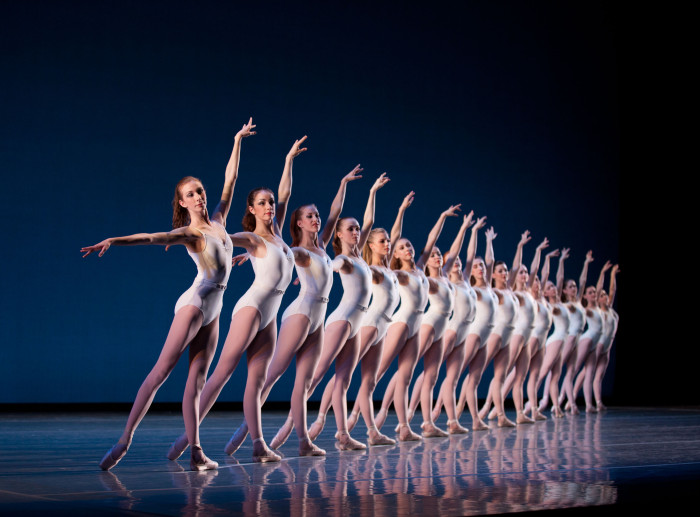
left=472, top=259, right=485, bottom=281
left=516, top=265, right=528, bottom=287
left=598, top=290, right=609, bottom=308
left=298, top=205, right=321, bottom=233
left=584, top=286, right=597, bottom=305
left=249, top=191, right=275, bottom=223
left=493, top=264, right=508, bottom=286
left=394, top=238, right=415, bottom=263
left=179, top=180, right=207, bottom=214
left=451, top=256, right=462, bottom=274
left=544, top=281, right=557, bottom=300
left=369, top=231, right=391, bottom=258
left=428, top=247, right=443, bottom=270
left=531, top=276, right=541, bottom=296
left=565, top=280, right=577, bottom=300
left=337, top=218, right=361, bottom=246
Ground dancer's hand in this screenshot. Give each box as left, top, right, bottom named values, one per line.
left=81, top=239, right=113, bottom=258
left=342, top=164, right=363, bottom=184
left=443, top=204, right=462, bottom=217
left=473, top=215, right=487, bottom=231
left=537, top=237, right=549, bottom=251
left=585, top=250, right=594, bottom=263
left=601, top=260, right=612, bottom=272
left=546, top=249, right=560, bottom=258
left=371, top=172, right=390, bottom=192
left=462, top=210, right=475, bottom=229
left=485, top=226, right=497, bottom=241
left=560, top=247, right=570, bottom=260
left=232, top=253, right=250, bottom=266
left=401, top=191, right=415, bottom=210
left=518, top=230, right=531, bottom=247
left=612, top=264, right=620, bottom=274
left=287, top=135, right=308, bottom=160
left=236, top=117, right=257, bottom=140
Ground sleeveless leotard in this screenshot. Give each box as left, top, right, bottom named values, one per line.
left=175, top=222, right=233, bottom=326
left=446, top=279, right=477, bottom=347
left=600, top=308, right=619, bottom=353
left=492, top=288, right=518, bottom=348
left=531, top=298, right=553, bottom=350
left=421, top=277, right=455, bottom=341
left=325, top=255, right=373, bottom=339
left=546, top=302, right=570, bottom=345
left=580, top=306, right=603, bottom=344
left=567, top=301, right=586, bottom=337
left=281, top=250, right=333, bottom=334
left=512, top=290, right=537, bottom=341
left=391, top=270, right=430, bottom=339
left=232, top=237, right=294, bottom=329
left=361, top=267, right=400, bottom=346
left=468, top=285, right=496, bottom=347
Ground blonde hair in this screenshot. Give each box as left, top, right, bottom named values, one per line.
left=362, top=228, right=390, bottom=267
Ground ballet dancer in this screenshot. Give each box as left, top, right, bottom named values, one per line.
left=309, top=191, right=416, bottom=446
left=167, top=135, right=307, bottom=464
left=428, top=215, right=488, bottom=434
left=270, top=172, right=390, bottom=451
left=475, top=230, right=531, bottom=428
left=372, top=204, right=462, bottom=441
left=484, top=237, right=550, bottom=424
left=409, top=212, right=486, bottom=436
left=218, top=165, right=365, bottom=457
left=82, top=118, right=256, bottom=471
left=590, top=264, right=619, bottom=411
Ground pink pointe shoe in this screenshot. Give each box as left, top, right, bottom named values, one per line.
left=99, top=442, right=129, bottom=471
left=190, top=444, right=218, bottom=471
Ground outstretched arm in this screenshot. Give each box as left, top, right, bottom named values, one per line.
left=463, top=215, right=486, bottom=276
left=508, top=230, right=531, bottom=289
left=358, top=173, right=390, bottom=251
left=596, top=260, right=612, bottom=296
left=81, top=227, right=200, bottom=258
left=319, top=165, right=363, bottom=248
left=528, top=237, right=549, bottom=287
left=576, top=250, right=594, bottom=303
left=389, top=191, right=414, bottom=258
left=416, top=204, right=461, bottom=268
left=609, top=264, right=620, bottom=306
left=555, top=248, right=569, bottom=299
left=276, top=135, right=308, bottom=234
left=540, top=249, right=560, bottom=294
left=212, top=118, right=256, bottom=225
left=443, top=211, right=474, bottom=275
left=484, top=226, right=497, bottom=285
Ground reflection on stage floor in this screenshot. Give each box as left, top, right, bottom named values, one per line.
left=1, top=407, right=699, bottom=515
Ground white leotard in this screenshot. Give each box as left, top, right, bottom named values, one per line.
left=599, top=307, right=619, bottom=353
left=567, top=301, right=586, bottom=337
left=422, top=277, right=455, bottom=342
left=391, top=269, right=430, bottom=339
left=512, top=290, right=537, bottom=340
left=175, top=222, right=233, bottom=326
left=361, top=267, right=400, bottom=346
left=446, top=279, right=477, bottom=346
left=580, top=306, right=603, bottom=344
left=531, top=298, right=553, bottom=349
left=325, top=255, right=373, bottom=339
left=281, top=250, right=333, bottom=334
left=468, top=285, right=496, bottom=348
left=546, top=302, right=570, bottom=345
left=232, top=237, right=295, bottom=329
left=492, top=288, right=518, bottom=349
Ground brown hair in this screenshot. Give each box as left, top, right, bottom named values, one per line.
left=242, top=187, right=273, bottom=231
left=289, top=204, right=319, bottom=247
left=390, top=237, right=410, bottom=270
left=561, top=279, right=576, bottom=303
left=491, top=260, right=507, bottom=288
left=470, top=256, right=484, bottom=286
left=424, top=246, right=442, bottom=277
left=362, top=228, right=390, bottom=267
left=332, top=217, right=354, bottom=256
left=172, top=176, right=203, bottom=229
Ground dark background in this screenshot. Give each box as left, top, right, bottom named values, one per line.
left=0, top=1, right=660, bottom=407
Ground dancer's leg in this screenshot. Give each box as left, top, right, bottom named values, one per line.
left=346, top=326, right=379, bottom=429
left=420, top=336, right=447, bottom=436
left=394, top=333, right=422, bottom=441
left=293, top=326, right=326, bottom=455
left=332, top=334, right=366, bottom=449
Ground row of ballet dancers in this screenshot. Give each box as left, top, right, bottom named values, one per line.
left=82, top=118, right=618, bottom=471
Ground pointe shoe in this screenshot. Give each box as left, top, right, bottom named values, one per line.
left=394, top=422, right=401, bottom=433
left=224, top=425, right=249, bottom=456
left=485, top=407, right=497, bottom=421
left=308, top=413, right=326, bottom=441
left=99, top=442, right=129, bottom=471
left=516, top=412, right=535, bottom=425
left=270, top=417, right=294, bottom=450
left=252, top=438, right=281, bottom=463
left=335, top=431, right=366, bottom=451
left=472, top=419, right=490, bottom=431
left=585, top=405, right=597, bottom=414
left=347, top=410, right=360, bottom=432
left=431, top=406, right=441, bottom=422
left=551, top=406, right=564, bottom=419
left=421, top=421, right=448, bottom=438
left=190, top=444, right=218, bottom=471
left=375, top=407, right=388, bottom=429
left=367, top=426, right=396, bottom=446
left=596, top=401, right=607, bottom=412
left=447, top=419, right=469, bottom=435
left=397, top=423, right=421, bottom=442
left=299, top=437, right=326, bottom=457
left=167, top=434, right=189, bottom=461
left=497, top=414, right=516, bottom=428
left=406, top=408, right=415, bottom=423
left=533, top=410, right=548, bottom=421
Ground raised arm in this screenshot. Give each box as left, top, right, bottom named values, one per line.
left=609, top=264, right=620, bottom=306
left=81, top=227, right=200, bottom=258
left=596, top=260, right=612, bottom=296
left=276, top=136, right=308, bottom=234
left=484, top=226, right=497, bottom=284
left=443, top=211, right=474, bottom=275
left=540, top=249, right=560, bottom=294
left=463, top=216, right=486, bottom=276
left=554, top=247, right=569, bottom=299
left=528, top=237, right=549, bottom=287
left=389, top=191, right=414, bottom=258
left=211, top=118, right=256, bottom=225
left=416, top=204, right=461, bottom=268
left=319, top=165, right=363, bottom=248
left=576, top=250, right=594, bottom=303
left=358, top=173, right=390, bottom=251
left=508, top=230, right=531, bottom=289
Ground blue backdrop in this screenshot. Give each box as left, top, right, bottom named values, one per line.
left=1, top=1, right=620, bottom=404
